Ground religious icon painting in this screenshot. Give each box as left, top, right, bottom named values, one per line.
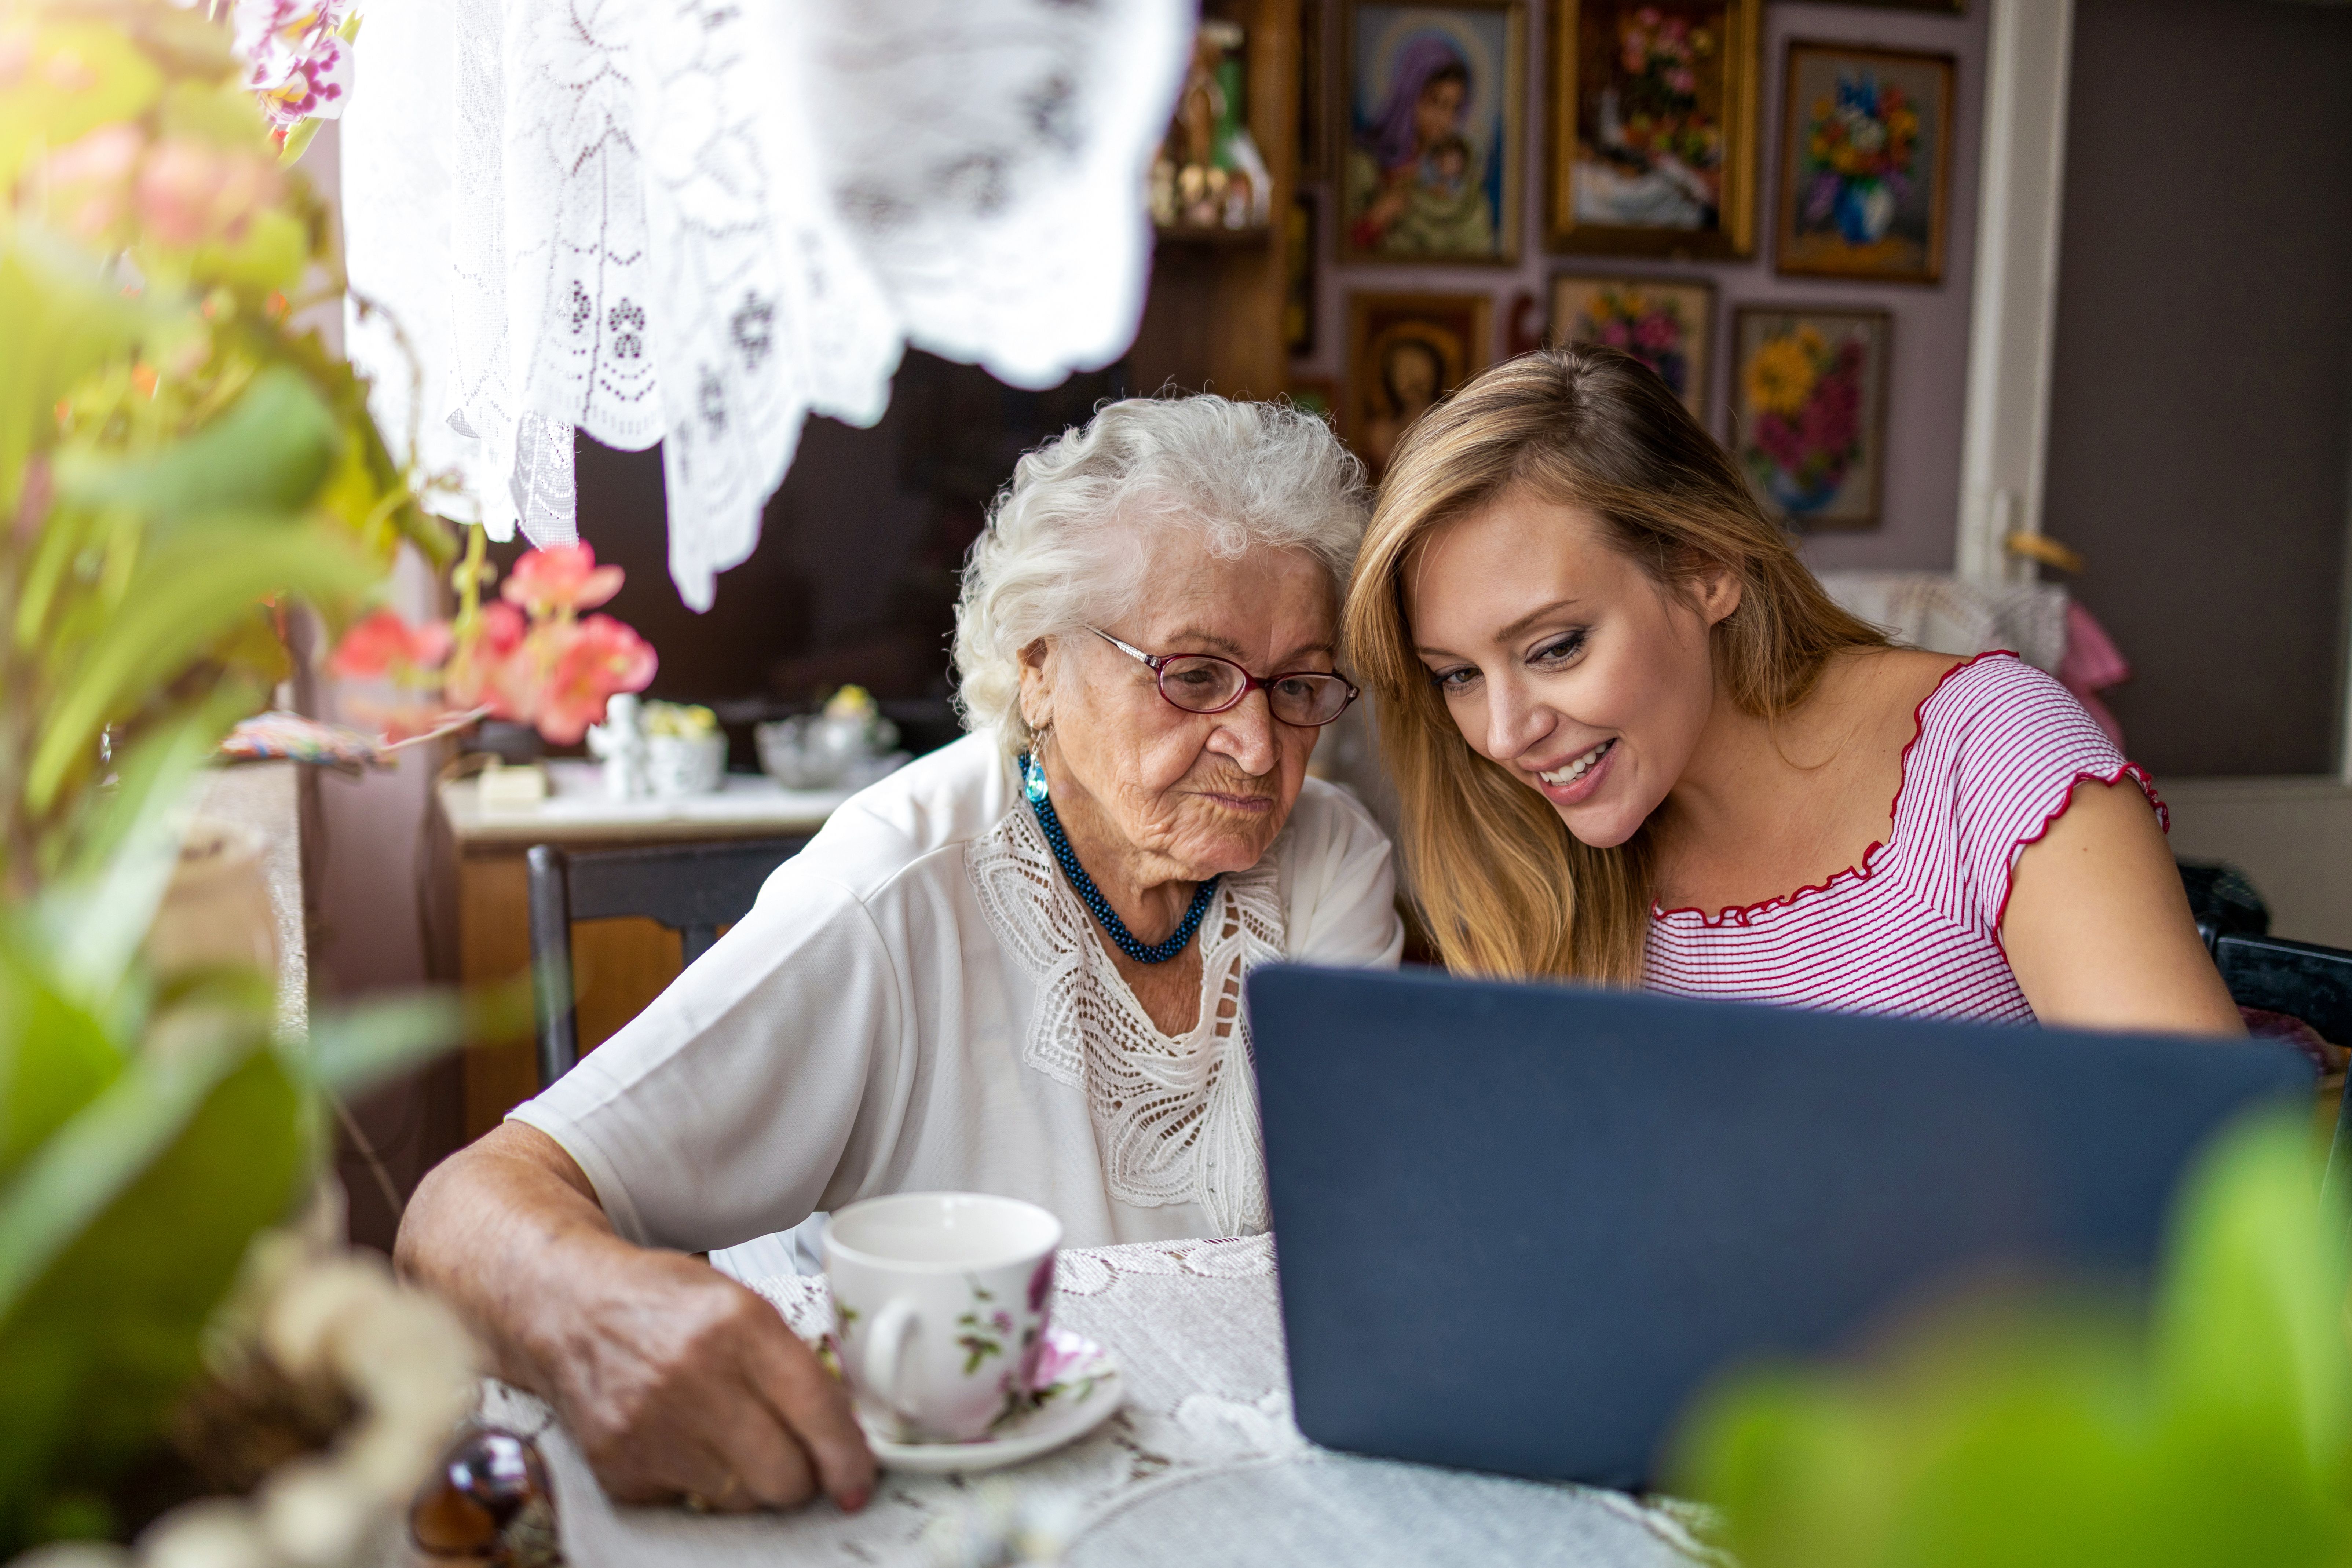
left=1346, top=292, right=1493, bottom=480
left=1731, top=306, right=1890, bottom=529
left=1547, top=273, right=1716, bottom=420
left=1775, top=42, right=1955, bottom=284
left=1546, top=0, right=1761, bottom=259
left=1338, top=0, right=1527, bottom=265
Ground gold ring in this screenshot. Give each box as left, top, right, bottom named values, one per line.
left=682, top=1471, right=740, bottom=1513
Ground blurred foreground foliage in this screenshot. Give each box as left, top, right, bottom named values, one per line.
left=0, top=0, right=471, bottom=1548
left=1674, top=1113, right=2352, bottom=1568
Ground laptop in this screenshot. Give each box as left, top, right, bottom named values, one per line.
left=1244, top=964, right=2311, bottom=1490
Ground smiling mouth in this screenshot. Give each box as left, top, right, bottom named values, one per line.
left=1535, top=738, right=1615, bottom=787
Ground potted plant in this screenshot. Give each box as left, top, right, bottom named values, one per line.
left=0, top=1, right=642, bottom=1558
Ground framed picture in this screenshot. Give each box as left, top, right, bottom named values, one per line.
left=1730, top=307, right=1889, bottom=529
left=1285, top=195, right=1319, bottom=357
left=1546, top=273, right=1717, bottom=419
left=1338, top=1, right=1526, bottom=264
left=1546, top=0, right=1761, bottom=258
left=1775, top=42, right=1955, bottom=284
left=1346, top=292, right=1494, bottom=478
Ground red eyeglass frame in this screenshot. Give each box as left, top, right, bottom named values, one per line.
left=1090, top=628, right=1360, bottom=726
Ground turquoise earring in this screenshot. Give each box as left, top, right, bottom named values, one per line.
left=1020, top=748, right=1049, bottom=804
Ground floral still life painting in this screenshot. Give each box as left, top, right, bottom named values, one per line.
left=1732, top=307, right=1889, bottom=528
left=1547, top=273, right=1716, bottom=418
left=1776, top=42, right=1954, bottom=283
left=1340, top=0, right=1525, bottom=263
left=1550, top=0, right=1759, bottom=257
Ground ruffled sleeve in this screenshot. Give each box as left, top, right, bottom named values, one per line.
left=1935, top=654, right=2167, bottom=942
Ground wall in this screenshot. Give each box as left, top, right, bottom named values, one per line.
left=1290, top=0, right=1988, bottom=573
left=300, top=120, right=468, bottom=1250
left=2041, top=0, right=2352, bottom=779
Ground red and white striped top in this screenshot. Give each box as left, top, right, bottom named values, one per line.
left=1642, top=651, right=2165, bottom=1023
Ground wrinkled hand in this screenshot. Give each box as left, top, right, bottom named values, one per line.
left=535, top=1244, right=875, bottom=1513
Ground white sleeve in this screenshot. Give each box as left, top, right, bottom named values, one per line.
left=1279, top=780, right=1405, bottom=969
left=508, top=867, right=912, bottom=1253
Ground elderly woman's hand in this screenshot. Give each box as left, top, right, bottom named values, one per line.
left=398, top=1123, right=875, bottom=1514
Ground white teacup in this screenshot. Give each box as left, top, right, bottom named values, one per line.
left=823, top=1192, right=1063, bottom=1443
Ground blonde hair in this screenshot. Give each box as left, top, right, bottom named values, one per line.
left=954, top=394, right=1368, bottom=750
left=1342, top=346, right=1886, bottom=982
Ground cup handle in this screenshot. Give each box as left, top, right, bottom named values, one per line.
left=860, top=1298, right=920, bottom=1423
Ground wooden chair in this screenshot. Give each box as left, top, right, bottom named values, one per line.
left=525, top=837, right=809, bottom=1090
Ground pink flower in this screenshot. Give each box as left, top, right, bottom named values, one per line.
left=1023, top=1326, right=1096, bottom=1393
left=328, top=608, right=454, bottom=680
left=134, top=139, right=283, bottom=248
left=1027, top=1255, right=1055, bottom=1314
left=441, top=601, right=530, bottom=715
left=1598, top=318, right=1632, bottom=348
left=1752, top=411, right=1806, bottom=472
left=534, top=614, right=656, bottom=744
left=34, top=123, right=145, bottom=244
left=234, top=0, right=355, bottom=131
left=1666, top=67, right=1697, bottom=96
left=501, top=542, right=624, bottom=617
left=1800, top=366, right=1861, bottom=455
left=1633, top=311, right=1680, bottom=354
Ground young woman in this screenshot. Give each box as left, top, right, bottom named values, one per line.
left=1342, top=346, right=2240, bottom=1032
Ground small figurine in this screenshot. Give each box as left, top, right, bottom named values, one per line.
left=586, top=692, right=650, bottom=801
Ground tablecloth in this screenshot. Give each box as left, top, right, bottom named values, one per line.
left=484, top=1234, right=1722, bottom=1567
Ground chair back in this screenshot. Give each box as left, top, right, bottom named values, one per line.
left=526, top=837, right=809, bottom=1090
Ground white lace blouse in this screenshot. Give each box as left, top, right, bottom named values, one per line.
left=510, top=734, right=1404, bottom=1253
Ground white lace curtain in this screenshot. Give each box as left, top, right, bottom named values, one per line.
left=341, top=0, right=1189, bottom=609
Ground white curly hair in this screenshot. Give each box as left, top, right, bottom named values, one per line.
left=952, top=394, right=1370, bottom=750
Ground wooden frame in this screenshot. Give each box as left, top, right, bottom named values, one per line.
left=1774, top=41, right=1956, bottom=285
left=1729, top=305, right=1891, bottom=530
left=1345, top=291, right=1494, bottom=478
left=1336, top=0, right=1527, bottom=265
left=1545, top=0, right=1760, bottom=258
left=1546, top=271, right=1718, bottom=420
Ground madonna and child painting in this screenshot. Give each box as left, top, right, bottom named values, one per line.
left=1340, top=1, right=1525, bottom=264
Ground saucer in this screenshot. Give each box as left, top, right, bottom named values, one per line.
left=859, top=1329, right=1123, bottom=1475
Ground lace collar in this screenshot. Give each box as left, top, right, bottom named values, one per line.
left=965, top=801, right=1287, bottom=1235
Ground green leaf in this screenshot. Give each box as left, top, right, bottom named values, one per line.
left=34, top=681, right=264, bottom=1008
left=0, top=1041, right=305, bottom=1547
left=1668, top=1112, right=2352, bottom=1568
left=0, top=233, right=162, bottom=519
left=0, top=946, right=123, bottom=1186
left=296, top=990, right=468, bottom=1098
left=52, top=363, right=343, bottom=525
left=25, top=520, right=378, bottom=815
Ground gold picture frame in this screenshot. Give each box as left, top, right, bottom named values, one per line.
left=1345, top=291, right=1495, bottom=479
left=1545, top=0, right=1761, bottom=259
left=1546, top=272, right=1717, bottom=420
left=1774, top=41, right=1956, bottom=285
left=1337, top=0, right=1528, bottom=266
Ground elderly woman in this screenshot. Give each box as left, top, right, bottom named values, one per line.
left=396, top=395, right=1402, bottom=1514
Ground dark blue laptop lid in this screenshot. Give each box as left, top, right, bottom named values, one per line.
left=1246, top=964, right=2312, bottom=1490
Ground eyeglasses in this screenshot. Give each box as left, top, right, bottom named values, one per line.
left=1091, top=628, right=1359, bottom=727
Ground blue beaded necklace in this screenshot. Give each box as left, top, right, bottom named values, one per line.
left=1020, top=751, right=1218, bottom=965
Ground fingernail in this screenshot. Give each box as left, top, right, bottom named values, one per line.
left=840, top=1487, right=870, bottom=1514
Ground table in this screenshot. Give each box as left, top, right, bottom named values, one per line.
left=486, top=1235, right=1719, bottom=1568
left=435, top=763, right=856, bottom=1136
